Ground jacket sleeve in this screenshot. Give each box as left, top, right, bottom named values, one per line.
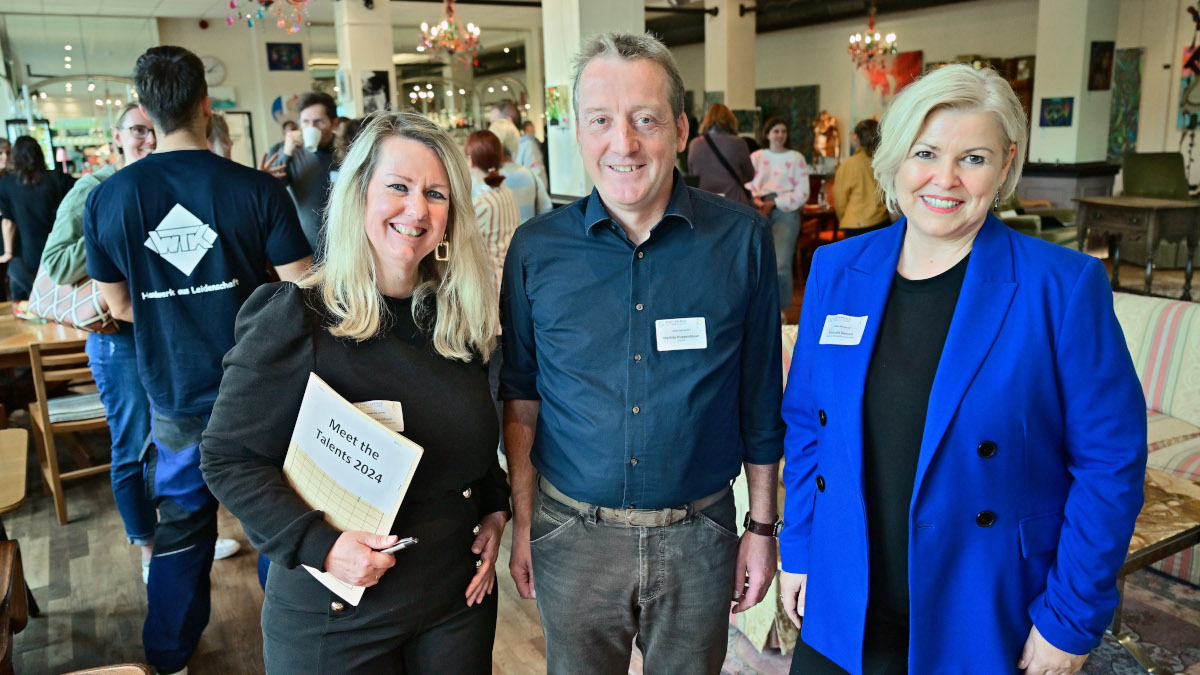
left=779, top=247, right=824, bottom=573
left=200, top=282, right=342, bottom=571
left=1027, top=257, right=1147, bottom=654
left=43, top=174, right=99, bottom=285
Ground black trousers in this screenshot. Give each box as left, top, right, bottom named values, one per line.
left=789, top=616, right=908, bottom=675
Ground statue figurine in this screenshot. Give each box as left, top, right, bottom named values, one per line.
left=812, top=110, right=841, bottom=171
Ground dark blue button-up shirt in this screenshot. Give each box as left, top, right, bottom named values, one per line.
left=500, top=172, right=785, bottom=509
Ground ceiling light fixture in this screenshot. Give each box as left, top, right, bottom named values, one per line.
left=417, top=0, right=481, bottom=69
left=64, top=44, right=72, bottom=50
left=848, top=0, right=897, bottom=70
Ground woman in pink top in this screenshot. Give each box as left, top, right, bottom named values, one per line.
left=746, top=117, right=810, bottom=310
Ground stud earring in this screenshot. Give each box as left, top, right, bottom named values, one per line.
left=435, top=236, right=450, bottom=262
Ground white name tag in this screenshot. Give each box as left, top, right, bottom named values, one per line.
left=819, top=314, right=868, bottom=345
left=655, top=317, right=708, bottom=351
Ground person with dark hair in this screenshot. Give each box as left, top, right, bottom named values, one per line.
left=488, top=100, right=521, bottom=126
left=747, top=117, right=810, bottom=311
left=0, top=136, right=75, bottom=299
left=0, top=138, right=11, bottom=177
left=833, top=118, right=890, bottom=235
left=267, top=91, right=339, bottom=253
left=333, top=116, right=364, bottom=164
left=281, top=119, right=298, bottom=135
left=688, top=103, right=755, bottom=207
left=84, top=44, right=312, bottom=675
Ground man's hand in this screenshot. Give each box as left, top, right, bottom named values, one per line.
left=731, top=530, right=777, bottom=613
left=1017, top=624, right=1087, bottom=675
left=509, top=517, right=536, bottom=599
left=322, top=531, right=397, bottom=587
left=465, top=511, right=508, bottom=606
left=259, top=151, right=286, bottom=178
left=282, top=129, right=302, bottom=157
left=779, top=570, right=806, bottom=628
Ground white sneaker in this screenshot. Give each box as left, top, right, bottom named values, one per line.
left=213, top=538, right=241, bottom=561
left=141, top=558, right=150, bottom=584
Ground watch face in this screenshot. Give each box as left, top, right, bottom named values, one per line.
left=201, top=56, right=225, bottom=86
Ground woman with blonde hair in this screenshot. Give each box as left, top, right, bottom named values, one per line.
left=201, top=110, right=510, bottom=674
left=688, top=103, right=754, bottom=206
left=780, top=64, right=1145, bottom=674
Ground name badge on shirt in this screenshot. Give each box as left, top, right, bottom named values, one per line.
left=819, top=314, right=868, bottom=345
left=655, top=317, right=707, bottom=351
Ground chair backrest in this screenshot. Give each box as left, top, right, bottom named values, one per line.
left=1122, top=152, right=1190, bottom=199
left=26, top=339, right=92, bottom=429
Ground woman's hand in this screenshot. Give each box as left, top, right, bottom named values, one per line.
left=322, top=531, right=398, bottom=587
left=259, top=151, right=287, bottom=179
left=779, top=570, right=807, bottom=628
left=754, top=198, right=775, bottom=217
left=465, top=511, right=509, bottom=606
left=1017, top=624, right=1087, bottom=674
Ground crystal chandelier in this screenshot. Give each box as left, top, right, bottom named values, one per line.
left=227, top=0, right=312, bottom=33
left=847, top=1, right=897, bottom=69
left=417, top=0, right=482, bottom=68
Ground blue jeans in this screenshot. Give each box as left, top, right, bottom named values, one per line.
left=769, top=208, right=801, bottom=310
left=87, top=328, right=156, bottom=544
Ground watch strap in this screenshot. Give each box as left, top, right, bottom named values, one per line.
left=743, top=513, right=781, bottom=537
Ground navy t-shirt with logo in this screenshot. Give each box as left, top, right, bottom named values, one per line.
left=84, top=150, right=311, bottom=418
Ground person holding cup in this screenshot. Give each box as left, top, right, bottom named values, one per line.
left=266, top=91, right=339, bottom=255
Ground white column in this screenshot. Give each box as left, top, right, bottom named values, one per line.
left=335, top=0, right=396, bottom=117
left=703, top=0, right=756, bottom=111
left=525, top=29, right=546, bottom=140
left=541, top=0, right=644, bottom=197
left=1028, top=0, right=1119, bottom=163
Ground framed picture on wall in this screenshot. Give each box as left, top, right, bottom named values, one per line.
left=1089, top=41, right=1115, bottom=91
left=1039, top=97, right=1074, bottom=127
left=266, top=43, right=304, bottom=71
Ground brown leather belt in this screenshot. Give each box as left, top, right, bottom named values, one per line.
left=538, top=475, right=730, bottom=528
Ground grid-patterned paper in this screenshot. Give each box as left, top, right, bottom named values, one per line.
left=283, top=442, right=388, bottom=534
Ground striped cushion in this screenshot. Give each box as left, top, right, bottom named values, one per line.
left=1146, top=410, right=1200, bottom=452
left=1113, top=293, right=1200, bottom=427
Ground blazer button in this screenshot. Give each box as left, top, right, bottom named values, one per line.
left=976, top=511, right=996, bottom=527
left=818, top=410, right=827, bottom=427
left=462, top=488, right=472, bottom=499
left=977, top=441, right=997, bottom=458
left=815, top=475, right=826, bottom=492
left=472, top=524, right=481, bottom=535
left=331, top=601, right=345, bottom=612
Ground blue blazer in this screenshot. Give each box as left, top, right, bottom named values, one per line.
left=780, top=215, right=1147, bottom=674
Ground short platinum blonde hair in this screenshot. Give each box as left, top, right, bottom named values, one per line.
left=873, top=64, right=1027, bottom=213
left=488, top=119, right=520, bottom=160
left=298, top=110, right=498, bottom=361
left=571, top=32, right=685, bottom=124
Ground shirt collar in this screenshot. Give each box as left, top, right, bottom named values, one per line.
left=583, top=169, right=696, bottom=236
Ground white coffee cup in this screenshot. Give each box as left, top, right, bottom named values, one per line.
left=302, top=126, right=322, bottom=153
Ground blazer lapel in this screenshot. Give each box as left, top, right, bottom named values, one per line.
left=912, top=216, right=1018, bottom=501
left=830, top=223, right=904, bottom=494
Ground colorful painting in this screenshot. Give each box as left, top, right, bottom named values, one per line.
left=266, top=43, right=304, bottom=71
left=1178, top=46, right=1200, bottom=128
left=545, top=85, right=567, bottom=125
left=1039, top=97, right=1074, bottom=127
left=1108, top=48, right=1143, bottom=159
left=1088, top=41, right=1115, bottom=91
left=862, top=51, right=924, bottom=99
left=755, top=85, right=820, bottom=163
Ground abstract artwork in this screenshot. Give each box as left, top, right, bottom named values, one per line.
left=1108, top=48, right=1143, bottom=159
left=1088, top=41, right=1115, bottom=91
left=1039, top=97, right=1074, bottom=127
left=755, top=85, right=819, bottom=163
left=862, top=51, right=924, bottom=98
left=1178, top=46, right=1200, bottom=128
left=266, top=43, right=303, bottom=71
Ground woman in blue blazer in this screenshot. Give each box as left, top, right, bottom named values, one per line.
left=779, top=64, right=1146, bottom=675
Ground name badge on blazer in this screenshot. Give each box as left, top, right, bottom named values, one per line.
left=819, top=314, right=868, bottom=345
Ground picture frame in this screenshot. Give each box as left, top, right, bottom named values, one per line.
left=266, top=43, right=304, bottom=71
left=1039, top=97, right=1074, bottom=127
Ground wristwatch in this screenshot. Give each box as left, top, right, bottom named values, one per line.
left=743, top=513, right=782, bottom=537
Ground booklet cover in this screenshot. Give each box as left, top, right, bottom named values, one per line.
left=282, top=372, right=423, bottom=605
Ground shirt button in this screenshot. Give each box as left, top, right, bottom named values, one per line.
left=472, top=524, right=481, bottom=535
left=635, top=303, right=644, bottom=311
left=630, top=458, right=638, bottom=466
left=331, top=601, right=345, bottom=612
left=637, top=251, right=644, bottom=259
left=632, top=406, right=640, bottom=414
left=462, top=488, right=472, bottom=499
left=634, top=354, right=642, bottom=362
left=976, top=511, right=996, bottom=527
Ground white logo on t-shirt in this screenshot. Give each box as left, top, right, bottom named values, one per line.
left=144, top=204, right=218, bottom=276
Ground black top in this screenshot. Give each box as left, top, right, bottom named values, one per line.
left=862, top=253, right=970, bottom=626
left=0, top=170, right=75, bottom=262
left=200, top=283, right=509, bottom=617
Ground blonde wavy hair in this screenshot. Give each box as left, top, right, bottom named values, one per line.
left=297, top=110, right=498, bottom=361
left=873, top=64, right=1027, bottom=214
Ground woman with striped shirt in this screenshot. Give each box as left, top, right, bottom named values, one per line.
left=465, top=130, right=520, bottom=298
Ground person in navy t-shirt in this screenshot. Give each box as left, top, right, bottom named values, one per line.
left=83, top=45, right=311, bottom=675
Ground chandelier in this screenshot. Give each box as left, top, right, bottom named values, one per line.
left=417, top=0, right=482, bottom=68
left=847, top=1, right=897, bottom=69
left=227, top=0, right=312, bottom=33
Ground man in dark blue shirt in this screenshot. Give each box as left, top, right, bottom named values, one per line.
left=85, top=46, right=311, bottom=675
left=500, top=32, right=784, bottom=673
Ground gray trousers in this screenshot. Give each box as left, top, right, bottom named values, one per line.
left=530, top=484, right=741, bottom=675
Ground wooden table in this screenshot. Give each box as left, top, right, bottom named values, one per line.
left=0, top=310, right=88, bottom=370
left=1074, top=196, right=1200, bottom=301
left=1109, top=468, right=1200, bottom=673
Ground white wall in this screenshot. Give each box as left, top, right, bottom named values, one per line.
left=158, top=18, right=315, bottom=165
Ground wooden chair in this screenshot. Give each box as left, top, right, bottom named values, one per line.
left=0, top=539, right=29, bottom=675
left=27, top=340, right=110, bottom=525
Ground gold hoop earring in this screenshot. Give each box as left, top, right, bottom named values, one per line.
left=435, top=236, right=450, bottom=262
